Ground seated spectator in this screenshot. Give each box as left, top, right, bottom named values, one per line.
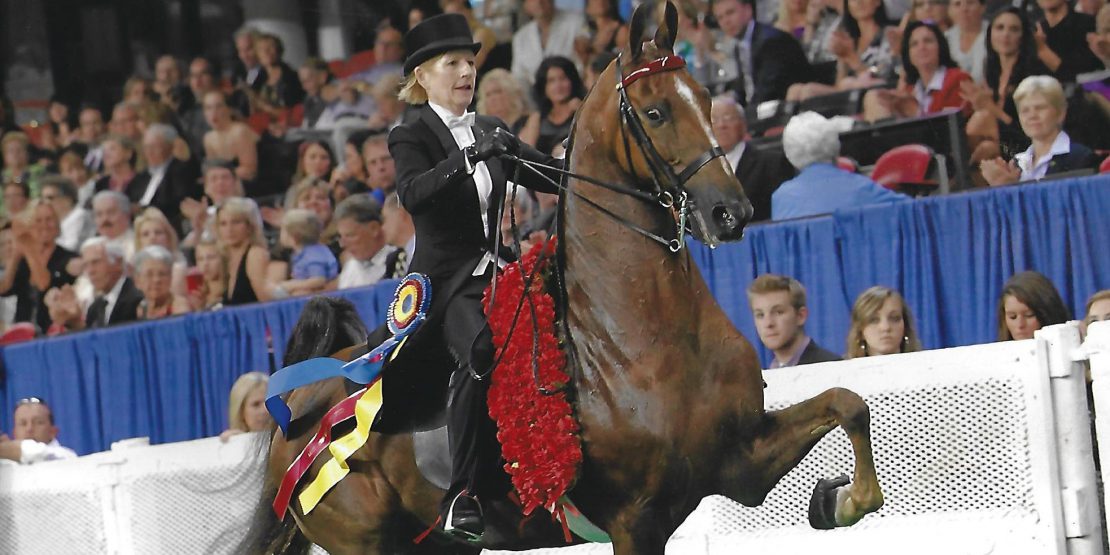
left=133, top=245, right=188, bottom=319
left=231, top=27, right=262, bottom=88
left=511, top=0, right=586, bottom=86
left=574, top=0, right=628, bottom=69
left=136, top=101, right=195, bottom=162
left=477, top=69, right=532, bottom=134
left=249, top=33, right=306, bottom=113
left=0, top=224, right=14, bottom=330
left=315, top=80, right=378, bottom=129
left=47, top=96, right=76, bottom=145
left=981, top=76, right=1100, bottom=186
left=128, top=124, right=200, bottom=233
left=92, top=191, right=136, bottom=262
left=293, top=140, right=335, bottom=183
left=58, top=147, right=96, bottom=209
left=776, top=0, right=810, bottom=39
left=187, top=236, right=226, bottom=311
left=217, top=197, right=275, bottom=305
left=747, top=274, right=841, bottom=367
left=362, top=133, right=397, bottom=203
left=3, top=181, right=30, bottom=221
left=1090, top=5, right=1110, bottom=69
left=1035, top=0, right=1101, bottom=82
left=803, top=0, right=845, bottom=69
left=334, top=194, right=400, bottom=289
left=92, top=135, right=138, bottom=197
left=786, top=0, right=893, bottom=102
left=945, top=0, right=987, bottom=82
left=77, top=105, right=107, bottom=173
left=772, top=112, right=904, bottom=220
left=961, top=8, right=1049, bottom=165
left=298, top=58, right=337, bottom=129
left=51, top=237, right=142, bottom=331
left=2, top=132, right=45, bottom=208
left=443, top=0, right=498, bottom=70
left=202, top=91, right=259, bottom=182
left=863, top=21, right=972, bottom=120
left=712, top=95, right=795, bottom=222
left=381, top=192, right=415, bottom=276
left=153, top=55, right=193, bottom=112
left=181, top=159, right=245, bottom=248
left=0, top=398, right=77, bottom=464
left=133, top=207, right=187, bottom=295
left=0, top=200, right=81, bottom=332
left=350, top=24, right=405, bottom=87
left=845, top=285, right=923, bottom=358
left=714, top=0, right=813, bottom=107
left=40, top=175, right=94, bottom=253
left=219, top=371, right=271, bottom=442
left=366, top=73, right=406, bottom=131
left=1082, top=289, right=1110, bottom=336
left=181, top=57, right=218, bottom=156
left=329, top=131, right=372, bottom=205
left=996, top=270, right=1071, bottom=341
left=123, top=75, right=155, bottom=106
left=109, top=102, right=144, bottom=151
left=520, top=56, right=585, bottom=156
left=277, top=209, right=338, bottom=296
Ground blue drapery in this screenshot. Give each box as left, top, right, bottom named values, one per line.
left=3, top=175, right=1109, bottom=455
left=1, top=283, right=397, bottom=455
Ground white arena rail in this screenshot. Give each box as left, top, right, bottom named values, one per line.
left=2, top=322, right=1106, bottom=555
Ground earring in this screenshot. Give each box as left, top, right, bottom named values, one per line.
left=901, top=335, right=909, bottom=352
left=860, top=340, right=868, bottom=355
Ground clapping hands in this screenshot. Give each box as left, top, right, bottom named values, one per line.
left=980, top=157, right=1022, bottom=187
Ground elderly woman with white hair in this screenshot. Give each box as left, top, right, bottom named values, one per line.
left=134, top=245, right=189, bottom=319
left=980, top=76, right=1100, bottom=186
left=771, top=111, right=905, bottom=220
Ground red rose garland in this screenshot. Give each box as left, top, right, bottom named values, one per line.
left=483, top=238, right=582, bottom=518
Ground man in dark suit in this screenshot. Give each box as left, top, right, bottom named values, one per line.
left=127, top=124, right=200, bottom=233
left=388, top=13, right=562, bottom=539
left=81, top=238, right=143, bottom=329
left=747, top=274, right=841, bottom=368
left=711, top=0, right=811, bottom=110
left=711, top=95, right=794, bottom=222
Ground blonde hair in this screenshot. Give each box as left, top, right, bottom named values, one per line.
left=216, top=196, right=267, bottom=248
left=133, top=207, right=181, bottom=254
left=746, top=274, right=807, bottom=310
left=282, top=208, right=322, bottom=246
left=1013, top=75, right=1067, bottom=114
left=1086, top=289, right=1110, bottom=326
left=227, top=371, right=268, bottom=431
left=845, top=286, right=922, bottom=358
left=284, top=177, right=330, bottom=211
left=1, top=131, right=30, bottom=151
left=398, top=52, right=455, bottom=105
left=477, top=69, right=531, bottom=124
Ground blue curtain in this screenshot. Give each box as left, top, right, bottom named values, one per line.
left=3, top=176, right=1109, bottom=454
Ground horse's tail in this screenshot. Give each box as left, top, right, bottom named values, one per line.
left=236, top=431, right=313, bottom=555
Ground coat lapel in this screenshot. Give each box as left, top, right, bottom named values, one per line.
left=419, top=104, right=459, bottom=159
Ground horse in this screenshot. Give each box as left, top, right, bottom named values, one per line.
left=239, top=4, right=883, bottom=554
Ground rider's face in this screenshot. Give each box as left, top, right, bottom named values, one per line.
left=417, top=51, right=477, bottom=114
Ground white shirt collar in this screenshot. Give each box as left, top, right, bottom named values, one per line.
left=913, top=67, right=946, bottom=116
left=725, top=141, right=746, bottom=171
left=102, top=274, right=127, bottom=303
left=1015, top=130, right=1071, bottom=180
left=428, top=102, right=472, bottom=126
left=367, top=243, right=393, bottom=266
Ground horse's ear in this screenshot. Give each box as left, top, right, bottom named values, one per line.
left=653, top=1, right=679, bottom=52
left=628, top=3, right=649, bottom=59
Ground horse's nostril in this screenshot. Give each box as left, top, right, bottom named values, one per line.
left=713, top=205, right=740, bottom=230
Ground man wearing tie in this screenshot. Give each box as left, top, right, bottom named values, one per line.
left=711, top=95, right=794, bottom=221
left=711, top=0, right=811, bottom=111
left=80, top=238, right=142, bottom=329
left=127, top=124, right=200, bottom=234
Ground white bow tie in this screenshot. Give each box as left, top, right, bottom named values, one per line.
left=444, top=112, right=475, bottom=130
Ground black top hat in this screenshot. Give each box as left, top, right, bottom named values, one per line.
left=402, top=13, right=481, bottom=76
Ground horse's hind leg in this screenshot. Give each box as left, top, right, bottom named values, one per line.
left=743, top=387, right=883, bottom=528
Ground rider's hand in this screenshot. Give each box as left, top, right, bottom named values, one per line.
left=469, top=127, right=520, bottom=164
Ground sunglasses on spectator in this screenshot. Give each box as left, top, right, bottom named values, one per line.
left=17, top=397, right=45, bottom=406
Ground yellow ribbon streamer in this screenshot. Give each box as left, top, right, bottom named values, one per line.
left=298, top=380, right=385, bottom=514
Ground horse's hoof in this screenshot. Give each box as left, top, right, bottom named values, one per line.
left=808, top=474, right=850, bottom=530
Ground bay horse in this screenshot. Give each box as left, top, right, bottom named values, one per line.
left=240, top=4, right=883, bottom=554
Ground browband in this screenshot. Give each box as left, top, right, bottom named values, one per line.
left=619, top=55, right=687, bottom=89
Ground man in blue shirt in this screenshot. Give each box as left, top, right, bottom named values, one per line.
left=772, top=112, right=905, bottom=220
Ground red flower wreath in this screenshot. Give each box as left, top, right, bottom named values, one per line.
left=483, top=238, right=582, bottom=518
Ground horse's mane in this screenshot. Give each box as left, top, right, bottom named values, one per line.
left=282, top=296, right=368, bottom=366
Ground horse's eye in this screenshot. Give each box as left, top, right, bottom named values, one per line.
left=644, top=107, right=665, bottom=123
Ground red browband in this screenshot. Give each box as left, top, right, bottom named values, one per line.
left=620, top=56, right=687, bottom=89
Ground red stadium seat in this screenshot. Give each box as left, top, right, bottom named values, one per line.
left=1099, top=154, right=1110, bottom=174
left=0, top=323, right=36, bottom=345
left=836, top=156, right=859, bottom=173
left=871, top=144, right=943, bottom=197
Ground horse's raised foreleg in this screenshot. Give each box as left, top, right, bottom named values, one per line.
left=606, top=502, right=670, bottom=555
left=742, top=387, right=883, bottom=528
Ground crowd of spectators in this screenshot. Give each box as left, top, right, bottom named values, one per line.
left=1, top=0, right=1109, bottom=446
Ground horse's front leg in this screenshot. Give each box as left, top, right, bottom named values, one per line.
left=743, top=387, right=884, bottom=528
left=606, top=503, right=670, bottom=555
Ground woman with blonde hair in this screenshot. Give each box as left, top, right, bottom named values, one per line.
left=133, top=207, right=188, bottom=292
left=846, top=286, right=923, bottom=358
left=219, top=371, right=270, bottom=441
left=476, top=69, right=531, bottom=133
left=216, top=197, right=274, bottom=305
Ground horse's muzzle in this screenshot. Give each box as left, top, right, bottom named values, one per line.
left=710, top=199, right=753, bottom=242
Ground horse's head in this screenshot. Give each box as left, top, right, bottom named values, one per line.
left=580, top=2, right=753, bottom=247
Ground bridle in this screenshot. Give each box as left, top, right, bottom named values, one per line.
left=505, top=51, right=725, bottom=253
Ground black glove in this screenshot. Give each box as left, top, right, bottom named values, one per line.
left=468, top=127, right=520, bottom=165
